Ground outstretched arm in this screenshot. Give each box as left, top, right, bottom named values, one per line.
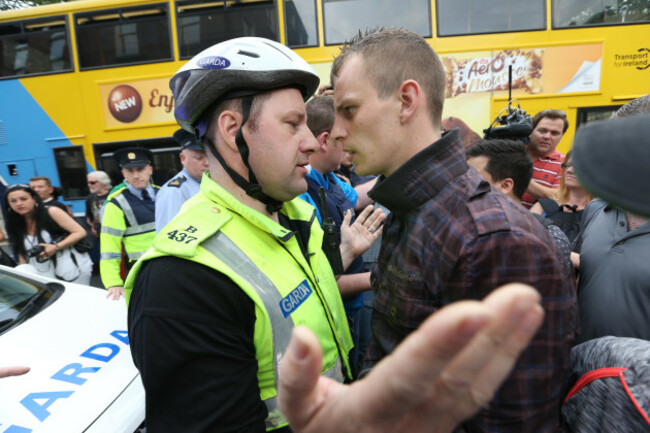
left=278, top=283, right=543, bottom=433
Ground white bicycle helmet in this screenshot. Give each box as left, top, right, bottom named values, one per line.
left=169, top=37, right=320, bottom=213
left=171, top=37, right=319, bottom=136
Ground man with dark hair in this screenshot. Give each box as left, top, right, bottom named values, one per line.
left=521, top=109, right=568, bottom=208
left=466, top=139, right=533, bottom=199
left=467, top=139, right=572, bottom=267
left=329, top=27, right=576, bottom=432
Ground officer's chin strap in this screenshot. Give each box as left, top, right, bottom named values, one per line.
left=202, top=96, right=284, bottom=214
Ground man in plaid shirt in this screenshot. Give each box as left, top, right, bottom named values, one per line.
left=330, top=27, right=578, bottom=433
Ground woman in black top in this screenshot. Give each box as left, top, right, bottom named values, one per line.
left=3, top=184, right=93, bottom=283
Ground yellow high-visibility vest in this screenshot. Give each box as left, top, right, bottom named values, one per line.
left=125, top=175, right=352, bottom=431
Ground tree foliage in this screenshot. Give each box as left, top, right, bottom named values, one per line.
left=1, top=0, right=78, bottom=11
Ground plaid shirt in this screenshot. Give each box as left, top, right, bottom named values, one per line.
left=366, top=130, right=578, bottom=433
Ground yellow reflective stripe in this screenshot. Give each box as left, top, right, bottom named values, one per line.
left=100, top=252, right=122, bottom=260
left=114, top=194, right=138, bottom=227
left=101, top=226, right=125, bottom=237
left=126, top=250, right=147, bottom=260
left=202, top=231, right=346, bottom=429
left=124, top=222, right=156, bottom=236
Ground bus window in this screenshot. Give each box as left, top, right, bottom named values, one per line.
left=53, top=146, right=88, bottom=200
left=576, top=105, right=622, bottom=129
left=323, top=0, right=431, bottom=45
left=284, top=0, right=318, bottom=48
left=553, top=0, right=650, bottom=28
left=0, top=17, right=71, bottom=79
left=75, top=3, right=172, bottom=69
left=176, top=0, right=278, bottom=59
left=436, top=0, right=545, bottom=36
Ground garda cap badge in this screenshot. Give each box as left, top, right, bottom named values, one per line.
left=128, top=152, right=136, bottom=160
left=279, top=280, right=312, bottom=318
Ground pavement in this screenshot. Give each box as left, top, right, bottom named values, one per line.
left=89, top=263, right=105, bottom=289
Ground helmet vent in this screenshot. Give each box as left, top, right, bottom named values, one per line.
left=262, top=41, right=292, bottom=61
left=238, top=49, right=260, bottom=58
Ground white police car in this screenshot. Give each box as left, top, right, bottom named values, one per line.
left=0, top=264, right=145, bottom=433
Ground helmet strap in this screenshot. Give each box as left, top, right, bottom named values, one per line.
left=204, top=96, right=283, bottom=214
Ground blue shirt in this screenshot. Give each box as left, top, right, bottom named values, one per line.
left=300, top=166, right=364, bottom=311
left=155, top=168, right=201, bottom=233
left=126, top=182, right=156, bottom=201
left=298, top=167, right=357, bottom=224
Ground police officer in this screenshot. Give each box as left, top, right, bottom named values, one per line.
left=124, top=37, right=383, bottom=432
left=101, top=147, right=158, bottom=300
left=155, top=129, right=209, bottom=233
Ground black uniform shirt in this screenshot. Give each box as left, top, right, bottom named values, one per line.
left=129, top=256, right=292, bottom=432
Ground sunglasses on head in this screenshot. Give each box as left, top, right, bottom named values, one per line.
left=7, top=184, right=30, bottom=192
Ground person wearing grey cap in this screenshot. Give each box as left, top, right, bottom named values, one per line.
left=572, top=95, right=650, bottom=344
left=100, top=147, right=159, bottom=300
left=155, top=129, right=209, bottom=233
left=561, top=100, right=650, bottom=433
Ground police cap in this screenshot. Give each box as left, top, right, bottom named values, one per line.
left=114, top=147, right=154, bottom=168
left=173, top=129, right=203, bottom=151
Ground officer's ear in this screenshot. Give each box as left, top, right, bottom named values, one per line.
left=217, top=109, right=243, bottom=153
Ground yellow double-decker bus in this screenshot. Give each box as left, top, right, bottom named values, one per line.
left=0, top=0, right=648, bottom=213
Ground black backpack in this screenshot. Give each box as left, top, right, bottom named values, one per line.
left=44, top=212, right=94, bottom=254
left=561, top=336, right=650, bottom=432
left=71, top=218, right=95, bottom=253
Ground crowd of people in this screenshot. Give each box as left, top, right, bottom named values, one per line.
left=1, top=26, right=649, bottom=433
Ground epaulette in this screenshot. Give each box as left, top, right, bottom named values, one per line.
left=168, top=176, right=187, bottom=188
left=107, top=185, right=127, bottom=201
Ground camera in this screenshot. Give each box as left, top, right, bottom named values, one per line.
left=26, top=245, right=49, bottom=263
left=483, top=100, right=533, bottom=143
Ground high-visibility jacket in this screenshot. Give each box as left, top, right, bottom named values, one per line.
left=100, top=185, right=158, bottom=288
left=125, top=175, right=353, bottom=430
